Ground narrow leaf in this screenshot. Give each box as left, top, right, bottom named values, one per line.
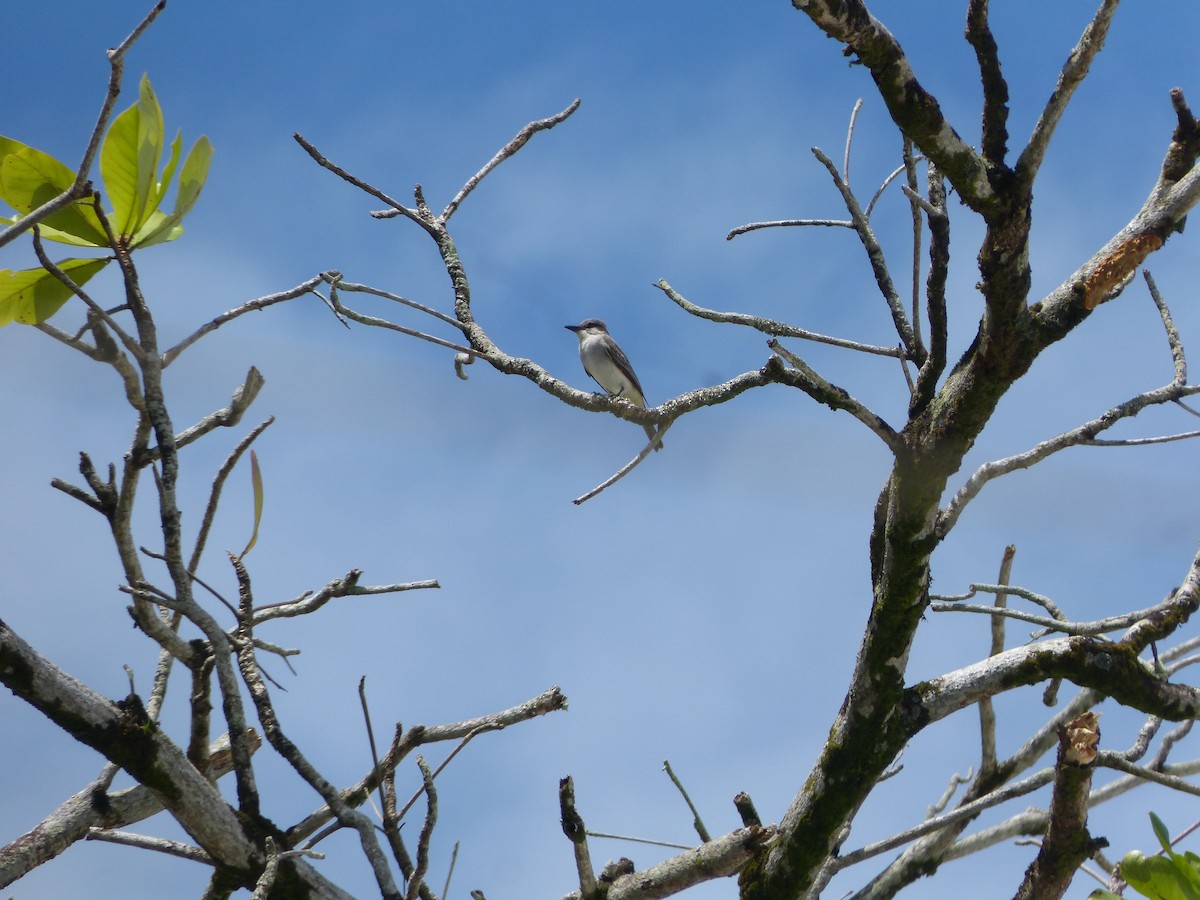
left=100, top=73, right=165, bottom=238
left=133, top=135, right=212, bottom=248
left=238, top=449, right=264, bottom=559
left=172, top=135, right=213, bottom=219
left=132, top=74, right=165, bottom=230
left=0, top=258, right=110, bottom=326
left=1152, top=812, right=1173, bottom=854
left=150, top=130, right=182, bottom=213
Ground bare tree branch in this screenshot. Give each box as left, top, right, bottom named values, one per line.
left=768, top=340, right=901, bottom=449
left=939, top=275, right=1197, bottom=537
left=229, top=555, right=403, bottom=898
left=287, top=686, right=568, bottom=845
left=441, top=98, right=581, bottom=221
left=0, top=730, right=259, bottom=888
left=163, top=277, right=326, bottom=366
left=791, top=0, right=997, bottom=215
left=655, top=278, right=905, bottom=359
left=1016, top=0, right=1121, bottom=182
left=0, top=620, right=260, bottom=872
left=558, top=825, right=778, bottom=900
left=1013, top=713, right=1103, bottom=900
left=966, top=0, right=1009, bottom=166
left=811, top=147, right=922, bottom=362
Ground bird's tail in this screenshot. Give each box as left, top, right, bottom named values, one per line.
left=644, top=424, right=664, bottom=452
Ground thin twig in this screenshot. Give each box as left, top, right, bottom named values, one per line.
left=396, top=728, right=488, bottom=822
left=979, top=546, right=1016, bottom=777
left=586, top=831, right=691, bottom=850
left=572, top=421, right=673, bottom=505
left=252, top=572, right=439, bottom=623
left=293, top=133, right=430, bottom=232
left=442, top=841, right=460, bottom=900
left=727, top=217, right=853, bottom=239
left=864, top=163, right=911, bottom=219
left=655, top=278, right=905, bottom=359
left=829, top=766, right=1058, bottom=872
left=328, top=296, right=482, bottom=357
left=86, top=828, right=213, bottom=864
left=189, top=415, right=273, bottom=572
left=930, top=585, right=1180, bottom=638
left=165, top=373, right=268, bottom=459
left=31, top=227, right=138, bottom=357
left=843, top=98, right=864, bottom=182
left=162, top=277, right=325, bottom=366
left=768, top=339, right=900, bottom=449
left=1144, top=269, right=1187, bottom=381
left=663, top=760, right=711, bottom=843
left=405, top=757, right=437, bottom=900
left=939, top=276, right=1198, bottom=536
left=326, top=277, right=467, bottom=331
left=927, top=769, right=973, bottom=818
left=441, top=99, right=581, bottom=221
left=1098, top=751, right=1200, bottom=797
left=811, top=145, right=920, bottom=362
left=1083, top=430, right=1200, bottom=446
left=234, top=582, right=403, bottom=898
left=288, top=686, right=568, bottom=847
left=358, top=677, right=388, bottom=830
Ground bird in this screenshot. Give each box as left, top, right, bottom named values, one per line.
left=565, top=318, right=662, bottom=451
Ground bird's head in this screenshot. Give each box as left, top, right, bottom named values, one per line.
left=565, top=318, right=609, bottom=341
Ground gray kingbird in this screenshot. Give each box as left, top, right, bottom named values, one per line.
left=565, top=318, right=662, bottom=451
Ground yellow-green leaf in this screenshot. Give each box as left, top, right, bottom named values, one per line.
left=100, top=73, right=165, bottom=239
left=238, top=449, right=264, bottom=559
left=133, top=135, right=212, bottom=248
left=1121, top=848, right=1200, bottom=899
left=0, top=135, right=73, bottom=208
left=0, top=258, right=110, bottom=326
left=150, top=131, right=182, bottom=214
left=0, top=136, right=107, bottom=246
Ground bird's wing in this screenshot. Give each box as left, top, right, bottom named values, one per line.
left=606, top=342, right=646, bottom=405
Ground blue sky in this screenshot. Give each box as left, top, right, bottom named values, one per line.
left=2, top=2, right=1200, bottom=898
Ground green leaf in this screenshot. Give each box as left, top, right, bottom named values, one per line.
left=1153, top=812, right=1173, bottom=854
left=238, top=449, right=264, bottom=559
left=150, top=131, right=182, bottom=214
left=1121, top=849, right=1200, bottom=900
left=0, top=212, right=107, bottom=248
left=132, top=134, right=212, bottom=248
left=0, top=135, right=73, bottom=208
left=173, top=135, right=213, bottom=217
left=0, top=258, right=110, bottom=326
left=3, top=73, right=209, bottom=252
left=1172, top=852, right=1200, bottom=892
left=0, top=136, right=107, bottom=246
left=25, top=214, right=108, bottom=247
left=130, top=209, right=179, bottom=248
left=100, top=73, right=165, bottom=239
left=1149, top=815, right=1200, bottom=892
